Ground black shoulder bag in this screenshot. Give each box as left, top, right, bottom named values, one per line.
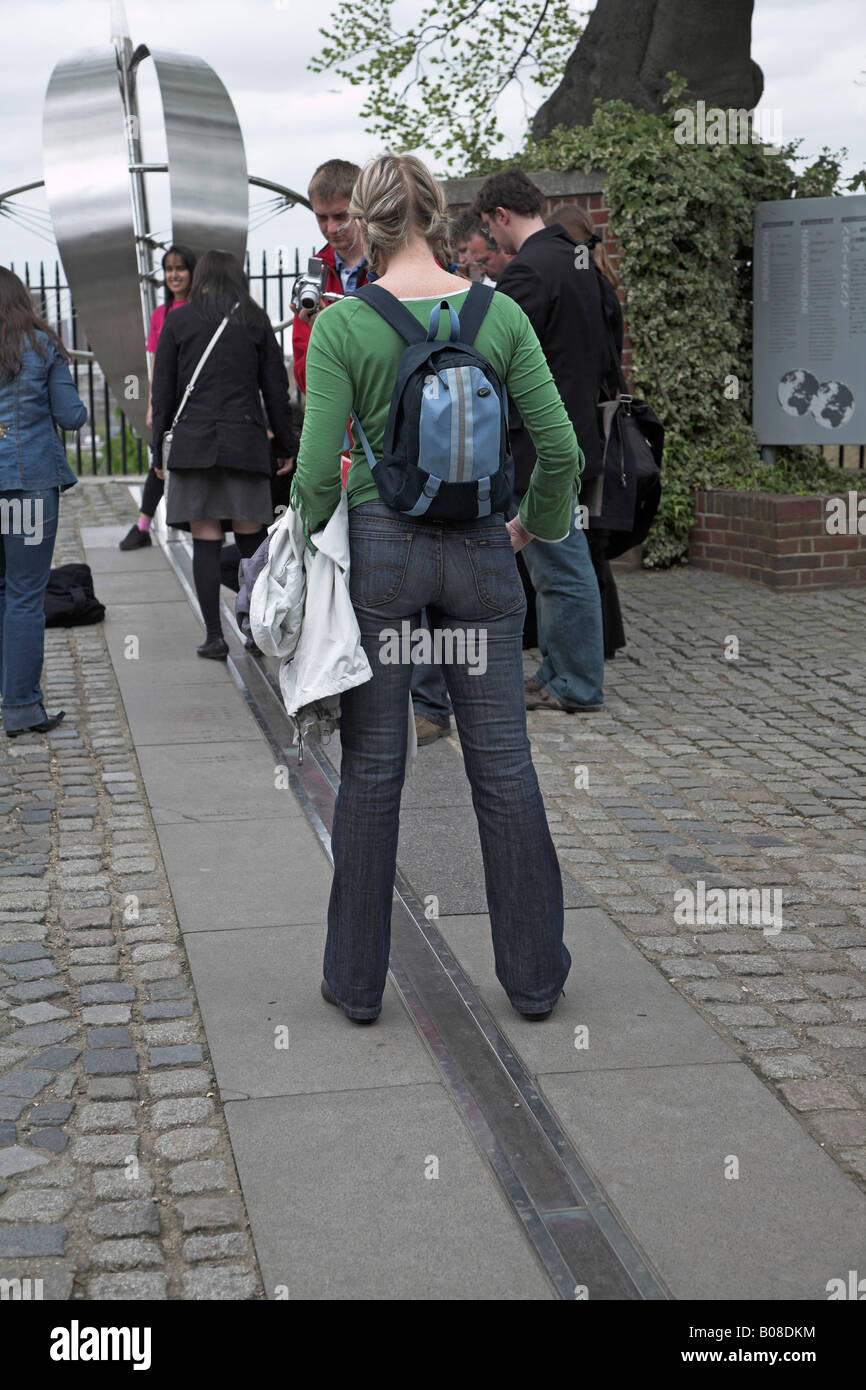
left=585, top=312, right=665, bottom=560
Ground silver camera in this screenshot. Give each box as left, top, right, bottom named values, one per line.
left=291, top=256, right=341, bottom=316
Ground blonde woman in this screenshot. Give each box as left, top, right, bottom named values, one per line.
left=291, top=155, right=583, bottom=1023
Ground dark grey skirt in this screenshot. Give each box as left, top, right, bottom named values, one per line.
left=165, top=467, right=274, bottom=531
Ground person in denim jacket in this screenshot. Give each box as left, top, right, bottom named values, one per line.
left=0, top=267, right=85, bottom=735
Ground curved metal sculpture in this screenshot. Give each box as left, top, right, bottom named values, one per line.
left=43, top=46, right=155, bottom=438
left=14, top=1, right=309, bottom=442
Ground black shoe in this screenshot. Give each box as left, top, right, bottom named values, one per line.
left=244, top=635, right=262, bottom=656
left=517, top=989, right=563, bottom=1021
left=7, top=710, right=65, bottom=738
left=196, top=637, right=229, bottom=660
left=320, top=978, right=379, bottom=1024
left=119, top=523, right=152, bottom=551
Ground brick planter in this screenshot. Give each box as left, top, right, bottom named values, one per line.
left=690, top=489, right=866, bottom=589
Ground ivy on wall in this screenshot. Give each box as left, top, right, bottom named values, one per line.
left=478, top=76, right=864, bottom=566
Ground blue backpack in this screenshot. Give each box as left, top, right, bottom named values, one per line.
left=347, top=282, right=514, bottom=519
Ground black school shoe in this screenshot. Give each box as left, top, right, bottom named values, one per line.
left=119, top=524, right=152, bottom=551
left=320, top=978, right=379, bottom=1024
left=7, top=710, right=65, bottom=738
left=196, top=637, right=229, bottom=660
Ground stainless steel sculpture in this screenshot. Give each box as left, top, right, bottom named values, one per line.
left=3, top=1, right=309, bottom=442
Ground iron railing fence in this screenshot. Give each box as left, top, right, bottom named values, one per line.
left=11, top=253, right=305, bottom=475
left=10, top=256, right=866, bottom=476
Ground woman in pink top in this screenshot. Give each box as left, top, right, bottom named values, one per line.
left=119, top=244, right=197, bottom=550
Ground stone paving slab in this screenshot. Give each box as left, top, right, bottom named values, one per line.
left=438, top=907, right=736, bottom=1071
left=224, top=1086, right=554, bottom=1301
left=154, top=818, right=332, bottom=932
left=184, top=924, right=438, bottom=1099
left=540, top=1063, right=866, bottom=1301
left=137, top=742, right=306, bottom=824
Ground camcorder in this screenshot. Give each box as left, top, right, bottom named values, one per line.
left=290, top=257, right=343, bottom=316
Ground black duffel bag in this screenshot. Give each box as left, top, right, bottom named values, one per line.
left=44, top=563, right=106, bottom=627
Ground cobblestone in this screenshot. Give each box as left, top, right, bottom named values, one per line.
left=151, top=1097, right=214, bottom=1128
left=155, top=1129, right=220, bottom=1161
left=181, top=1264, right=257, bottom=1299
left=88, top=1272, right=168, bottom=1299
left=89, top=1239, right=165, bottom=1268
left=92, top=1168, right=155, bottom=1201
left=87, top=1200, right=161, bottom=1237
left=183, top=1231, right=250, bottom=1261
left=177, top=1196, right=245, bottom=1232
left=168, top=1160, right=229, bottom=1195
left=79, top=1103, right=138, bottom=1131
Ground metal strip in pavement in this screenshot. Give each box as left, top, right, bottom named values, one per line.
left=155, top=525, right=670, bottom=1302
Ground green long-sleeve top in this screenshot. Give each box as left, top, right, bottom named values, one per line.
left=290, top=286, right=583, bottom=542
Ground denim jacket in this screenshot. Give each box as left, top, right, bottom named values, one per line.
left=0, top=332, right=85, bottom=492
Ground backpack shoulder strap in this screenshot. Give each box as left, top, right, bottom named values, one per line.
left=455, top=282, right=495, bottom=346
left=350, top=283, right=426, bottom=344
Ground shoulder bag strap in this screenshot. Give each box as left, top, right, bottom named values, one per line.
left=169, top=301, right=239, bottom=430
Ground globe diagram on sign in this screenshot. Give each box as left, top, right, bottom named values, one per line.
left=777, top=369, right=819, bottom=416
left=810, top=380, right=855, bottom=429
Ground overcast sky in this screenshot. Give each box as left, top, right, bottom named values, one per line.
left=1, top=0, right=864, bottom=280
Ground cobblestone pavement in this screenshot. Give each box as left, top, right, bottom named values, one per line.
left=2, top=479, right=866, bottom=1301
left=0, top=480, right=261, bottom=1300
left=532, top=564, right=866, bottom=1190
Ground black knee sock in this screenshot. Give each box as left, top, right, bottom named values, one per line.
left=141, top=468, right=163, bottom=518
left=192, top=538, right=224, bottom=640
left=234, top=528, right=267, bottom=561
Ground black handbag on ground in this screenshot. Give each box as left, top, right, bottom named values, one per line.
left=584, top=321, right=664, bottom=560
left=44, top=563, right=106, bottom=627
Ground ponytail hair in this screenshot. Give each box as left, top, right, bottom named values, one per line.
left=349, top=154, right=451, bottom=276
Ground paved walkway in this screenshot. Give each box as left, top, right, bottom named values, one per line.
left=1, top=479, right=865, bottom=1300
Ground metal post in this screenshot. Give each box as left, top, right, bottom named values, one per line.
left=111, top=4, right=156, bottom=341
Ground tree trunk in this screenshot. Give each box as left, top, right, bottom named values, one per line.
left=532, top=0, right=764, bottom=138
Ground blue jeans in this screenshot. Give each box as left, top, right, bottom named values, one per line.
left=0, top=487, right=59, bottom=732
left=409, top=609, right=451, bottom=728
left=521, top=514, right=605, bottom=709
left=325, top=499, right=570, bottom=1018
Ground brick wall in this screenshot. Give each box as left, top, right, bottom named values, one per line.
left=442, top=170, right=633, bottom=386
left=690, top=490, right=866, bottom=589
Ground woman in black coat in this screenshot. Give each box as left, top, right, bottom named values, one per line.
left=151, top=250, right=299, bottom=659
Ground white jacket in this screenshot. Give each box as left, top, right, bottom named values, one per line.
left=248, top=493, right=417, bottom=763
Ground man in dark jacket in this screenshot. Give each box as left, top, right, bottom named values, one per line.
left=474, top=169, right=605, bottom=712
left=291, top=159, right=370, bottom=396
